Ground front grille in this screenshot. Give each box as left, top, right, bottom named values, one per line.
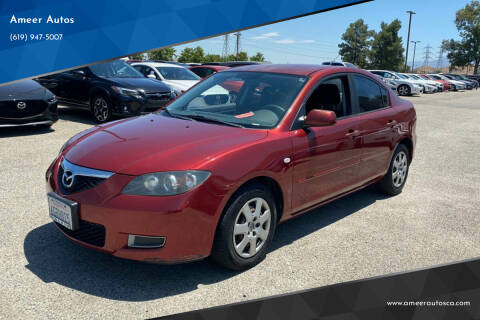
left=57, top=165, right=106, bottom=195
left=145, top=92, right=172, bottom=109
left=56, top=220, right=106, bottom=247
left=0, top=100, right=48, bottom=118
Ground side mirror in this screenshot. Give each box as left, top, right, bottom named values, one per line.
left=72, top=70, right=86, bottom=79
left=304, top=109, right=336, bottom=127
left=147, top=74, right=157, bottom=79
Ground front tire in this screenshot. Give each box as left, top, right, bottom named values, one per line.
left=397, top=85, right=411, bottom=96
left=377, top=144, right=410, bottom=196
left=91, top=94, right=112, bottom=123
left=211, top=183, right=277, bottom=270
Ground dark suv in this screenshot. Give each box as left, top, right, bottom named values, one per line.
left=37, top=60, right=175, bottom=123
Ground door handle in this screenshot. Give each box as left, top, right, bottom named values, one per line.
left=345, top=129, right=360, bottom=138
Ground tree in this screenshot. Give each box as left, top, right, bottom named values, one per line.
left=236, top=51, right=249, bottom=61
left=250, top=52, right=265, bottom=62
left=368, top=19, right=405, bottom=71
left=203, top=54, right=222, bottom=63
left=338, top=19, right=374, bottom=68
left=442, top=1, right=480, bottom=74
left=129, top=53, right=145, bottom=60
left=149, top=47, right=176, bottom=61
left=177, top=47, right=205, bottom=63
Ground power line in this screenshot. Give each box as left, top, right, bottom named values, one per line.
left=422, top=45, right=433, bottom=73
left=436, top=46, right=444, bottom=69
left=222, top=34, right=230, bottom=61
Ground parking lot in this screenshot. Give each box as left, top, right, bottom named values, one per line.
left=0, top=89, right=479, bottom=319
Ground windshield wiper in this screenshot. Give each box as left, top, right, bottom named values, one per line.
left=163, top=109, right=194, bottom=121
left=187, top=114, right=244, bottom=128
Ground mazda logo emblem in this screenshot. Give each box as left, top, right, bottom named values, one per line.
left=17, top=101, right=26, bottom=110
left=62, top=170, right=75, bottom=188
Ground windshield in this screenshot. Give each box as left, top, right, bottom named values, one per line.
left=409, top=75, right=420, bottom=80
left=419, top=75, right=428, bottom=80
left=90, top=60, right=143, bottom=78
left=396, top=73, right=409, bottom=79
left=164, top=71, right=309, bottom=129
left=156, top=67, right=200, bottom=80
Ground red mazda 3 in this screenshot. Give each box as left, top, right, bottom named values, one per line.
left=46, top=65, right=416, bottom=270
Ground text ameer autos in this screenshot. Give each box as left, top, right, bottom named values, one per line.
left=10, top=15, right=75, bottom=24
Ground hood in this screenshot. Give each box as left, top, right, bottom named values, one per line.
left=162, top=80, right=199, bottom=92
left=0, top=80, right=48, bottom=101
left=64, top=113, right=268, bottom=175
left=108, top=77, right=171, bottom=93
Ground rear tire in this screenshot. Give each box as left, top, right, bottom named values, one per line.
left=377, top=144, right=410, bottom=196
left=211, top=183, right=277, bottom=270
left=91, top=94, right=113, bottom=123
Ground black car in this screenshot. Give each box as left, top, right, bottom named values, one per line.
left=455, top=74, right=479, bottom=88
left=37, top=60, right=175, bottom=123
left=0, top=80, right=58, bottom=128
left=444, top=74, right=474, bottom=90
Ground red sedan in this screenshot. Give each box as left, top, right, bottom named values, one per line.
left=189, top=64, right=242, bottom=93
left=46, top=65, right=416, bottom=270
left=420, top=74, right=451, bottom=91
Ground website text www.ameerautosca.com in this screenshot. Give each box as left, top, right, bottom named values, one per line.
left=386, top=300, right=471, bottom=307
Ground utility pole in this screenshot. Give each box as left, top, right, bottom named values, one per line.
left=234, top=32, right=241, bottom=60
left=411, top=41, right=421, bottom=72
left=423, top=45, right=432, bottom=74
left=404, top=11, right=416, bottom=72
left=222, top=34, right=230, bottom=62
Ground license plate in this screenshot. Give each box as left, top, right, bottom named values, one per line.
left=47, top=192, right=79, bottom=230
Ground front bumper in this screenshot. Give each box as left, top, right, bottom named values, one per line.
left=111, top=92, right=174, bottom=116
left=411, top=86, right=422, bottom=95
left=0, top=103, right=58, bottom=127
left=46, top=156, right=224, bottom=263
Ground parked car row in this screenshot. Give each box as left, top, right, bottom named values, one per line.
left=1, top=59, right=478, bottom=129
left=370, top=69, right=478, bottom=96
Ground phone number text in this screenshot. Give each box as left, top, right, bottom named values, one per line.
left=10, top=33, right=63, bottom=42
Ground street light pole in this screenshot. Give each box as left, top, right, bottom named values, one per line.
left=411, top=41, right=421, bottom=72
left=404, top=11, right=416, bottom=72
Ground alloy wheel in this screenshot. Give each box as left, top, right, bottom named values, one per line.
left=392, top=151, right=408, bottom=188
left=232, top=197, right=271, bottom=259
left=93, top=97, right=110, bottom=122
left=398, top=85, right=409, bottom=96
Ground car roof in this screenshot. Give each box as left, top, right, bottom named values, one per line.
left=222, top=64, right=354, bottom=76
left=132, top=61, right=184, bottom=68
left=190, top=65, right=230, bottom=71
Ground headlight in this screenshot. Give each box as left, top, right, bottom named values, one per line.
left=122, top=171, right=211, bottom=196
left=47, top=95, right=57, bottom=104
left=111, top=86, right=141, bottom=96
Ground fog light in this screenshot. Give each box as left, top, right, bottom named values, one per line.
left=128, top=235, right=166, bottom=248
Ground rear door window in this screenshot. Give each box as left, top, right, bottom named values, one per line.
left=352, top=75, right=386, bottom=113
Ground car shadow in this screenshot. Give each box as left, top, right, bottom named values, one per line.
left=58, top=107, right=95, bottom=125
left=58, top=106, right=122, bottom=125
left=24, top=186, right=388, bottom=302
left=0, top=125, right=54, bottom=138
